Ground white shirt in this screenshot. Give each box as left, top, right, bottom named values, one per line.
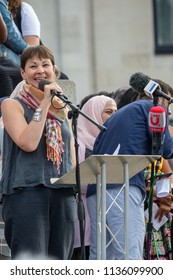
left=20, top=2, right=40, bottom=37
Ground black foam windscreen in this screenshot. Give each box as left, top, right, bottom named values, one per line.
left=129, top=72, right=151, bottom=93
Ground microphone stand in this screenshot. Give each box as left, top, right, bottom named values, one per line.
left=146, top=94, right=160, bottom=260
left=146, top=161, right=155, bottom=260
left=52, top=93, right=106, bottom=260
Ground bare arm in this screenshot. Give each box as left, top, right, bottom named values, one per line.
left=1, top=82, right=63, bottom=152
left=20, top=2, right=40, bottom=47
left=161, top=158, right=173, bottom=183
left=0, top=13, right=7, bottom=43
left=23, top=35, right=40, bottom=46
left=154, top=158, right=173, bottom=221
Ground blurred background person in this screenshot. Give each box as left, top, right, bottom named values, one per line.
left=88, top=82, right=173, bottom=259
left=8, top=0, right=40, bottom=46
left=72, top=94, right=117, bottom=259
left=113, top=82, right=173, bottom=260
left=0, top=0, right=41, bottom=98
left=0, top=0, right=28, bottom=65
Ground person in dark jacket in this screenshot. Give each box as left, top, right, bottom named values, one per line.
left=87, top=92, right=173, bottom=260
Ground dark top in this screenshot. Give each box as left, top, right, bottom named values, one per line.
left=0, top=98, right=73, bottom=195
left=87, top=100, right=173, bottom=196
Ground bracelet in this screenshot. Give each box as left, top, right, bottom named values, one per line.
left=32, top=108, right=43, bottom=122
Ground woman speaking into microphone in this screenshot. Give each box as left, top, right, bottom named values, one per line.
left=0, top=45, right=77, bottom=260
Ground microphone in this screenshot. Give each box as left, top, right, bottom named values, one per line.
left=129, top=72, right=173, bottom=103
left=39, top=79, right=106, bottom=132
left=38, top=79, right=68, bottom=100
left=148, top=106, right=166, bottom=155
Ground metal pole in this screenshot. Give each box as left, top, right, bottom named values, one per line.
left=101, top=162, right=106, bottom=260
left=96, top=174, right=101, bottom=260
left=124, top=162, right=129, bottom=259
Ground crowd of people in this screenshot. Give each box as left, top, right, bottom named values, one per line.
left=0, top=1, right=173, bottom=261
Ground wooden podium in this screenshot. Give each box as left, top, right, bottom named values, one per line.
left=51, top=154, right=160, bottom=260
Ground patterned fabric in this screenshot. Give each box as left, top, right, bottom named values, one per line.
left=46, top=119, right=64, bottom=171
left=17, top=82, right=67, bottom=170
left=144, top=158, right=172, bottom=260
left=143, top=219, right=172, bottom=260
left=17, top=83, right=66, bottom=122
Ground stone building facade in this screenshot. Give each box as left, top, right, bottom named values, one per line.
left=27, top=0, right=173, bottom=104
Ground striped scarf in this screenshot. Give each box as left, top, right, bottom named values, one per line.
left=17, top=83, right=67, bottom=171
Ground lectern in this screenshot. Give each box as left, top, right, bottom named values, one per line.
left=51, top=154, right=160, bottom=260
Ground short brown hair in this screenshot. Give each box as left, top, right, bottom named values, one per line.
left=8, top=0, right=22, bottom=18
left=153, top=78, right=173, bottom=97
left=20, top=45, right=55, bottom=70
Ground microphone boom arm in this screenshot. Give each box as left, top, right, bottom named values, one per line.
left=52, top=91, right=106, bottom=260
left=153, top=90, right=173, bottom=103
left=52, top=92, right=107, bottom=132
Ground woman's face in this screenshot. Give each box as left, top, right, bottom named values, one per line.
left=20, top=56, right=56, bottom=88
left=101, top=100, right=117, bottom=123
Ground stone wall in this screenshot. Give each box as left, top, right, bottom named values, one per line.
left=26, top=0, right=173, bottom=105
